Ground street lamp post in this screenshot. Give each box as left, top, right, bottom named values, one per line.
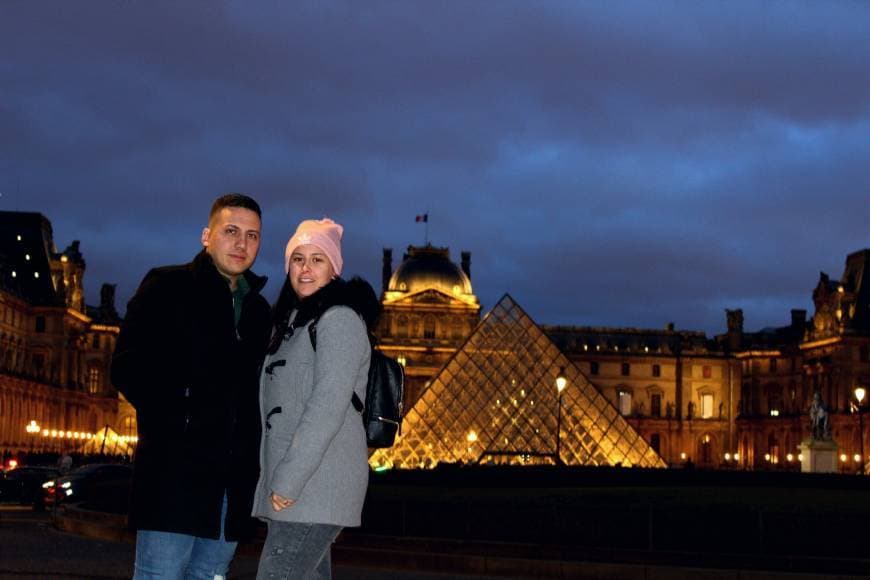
left=855, top=387, right=866, bottom=475
left=555, top=367, right=568, bottom=466
left=25, top=420, right=40, bottom=456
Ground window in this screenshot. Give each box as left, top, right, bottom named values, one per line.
left=32, top=353, right=45, bottom=372
left=701, top=393, right=714, bottom=418
left=423, top=316, right=436, bottom=339
left=769, top=358, right=777, bottom=373
left=618, top=391, right=632, bottom=416
left=621, top=363, right=630, bottom=376
left=35, top=316, right=46, bottom=333
left=92, top=334, right=100, bottom=349
left=590, top=361, right=599, bottom=375
left=702, top=365, right=711, bottom=379
left=651, top=393, right=662, bottom=417
left=650, top=433, right=661, bottom=454
left=122, top=416, right=137, bottom=438
left=396, top=315, right=409, bottom=338
left=88, top=367, right=101, bottom=394
left=652, top=364, right=661, bottom=377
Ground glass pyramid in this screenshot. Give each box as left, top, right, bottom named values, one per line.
left=370, top=294, right=666, bottom=469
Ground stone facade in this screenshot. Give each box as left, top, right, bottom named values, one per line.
left=544, top=326, right=735, bottom=468
left=731, top=250, right=870, bottom=473
left=0, top=211, right=135, bottom=455
left=376, top=243, right=870, bottom=471
left=6, top=212, right=868, bottom=472
left=376, top=245, right=480, bottom=407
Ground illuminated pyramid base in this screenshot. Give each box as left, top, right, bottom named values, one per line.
left=371, top=294, right=666, bottom=469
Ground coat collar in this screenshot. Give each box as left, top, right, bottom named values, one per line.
left=191, top=249, right=268, bottom=294
left=293, top=277, right=380, bottom=331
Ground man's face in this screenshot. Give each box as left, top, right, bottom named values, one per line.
left=201, top=206, right=262, bottom=283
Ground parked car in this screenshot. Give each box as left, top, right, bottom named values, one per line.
left=42, top=463, right=132, bottom=508
left=0, top=466, right=58, bottom=508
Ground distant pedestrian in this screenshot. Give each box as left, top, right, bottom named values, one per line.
left=111, top=194, right=272, bottom=579
left=58, top=453, right=72, bottom=474
left=253, top=218, right=377, bottom=579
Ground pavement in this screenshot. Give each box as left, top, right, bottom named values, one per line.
left=4, top=503, right=870, bottom=579
left=0, top=505, right=498, bottom=579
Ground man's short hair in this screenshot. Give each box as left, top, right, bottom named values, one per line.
left=209, top=193, right=262, bottom=222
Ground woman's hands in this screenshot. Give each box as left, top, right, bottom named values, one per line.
left=270, top=492, right=295, bottom=512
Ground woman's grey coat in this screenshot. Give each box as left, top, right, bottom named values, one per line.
left=253, top=304, right=371, bottom=527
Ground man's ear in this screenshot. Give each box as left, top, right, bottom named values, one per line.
left=201, top=227, right=211, bottom=247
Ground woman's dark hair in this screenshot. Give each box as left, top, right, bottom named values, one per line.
left=267, top=277, right=301, bottom=355
left=267, top=276, right=382, bottom=355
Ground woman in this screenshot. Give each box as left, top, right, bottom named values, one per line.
left=253, top=218, right=377, bottom=579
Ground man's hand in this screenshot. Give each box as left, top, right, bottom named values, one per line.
left=270, top=492, right=295, bottom=512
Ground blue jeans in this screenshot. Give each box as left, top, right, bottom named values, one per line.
left=256, top=521, right=342, bottom=580
left=133, top=495, right=238, bottom=580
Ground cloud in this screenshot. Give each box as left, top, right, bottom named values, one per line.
left=2, top=0, right=869, bottom=335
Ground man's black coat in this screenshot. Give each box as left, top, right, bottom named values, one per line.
left=111, top=250, right=271, bottom=540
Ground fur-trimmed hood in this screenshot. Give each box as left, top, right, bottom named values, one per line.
left=292, top=276, right=381, bottom=335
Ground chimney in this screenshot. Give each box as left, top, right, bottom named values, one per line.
left=100, top=283, right=116, bottom=310
left=791, top=309, right=807, bottom=329
left=461, top=251, right=471, bottom=280
left=726, top=309, right=744, bottom=351
left=382, top=248, right=392, bottom=295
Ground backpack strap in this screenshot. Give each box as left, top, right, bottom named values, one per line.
left=307, top=318, right=319, bottom=351
left=308, top=315, right=366, bottom=415
left=351, top=392, right=364, bottom=413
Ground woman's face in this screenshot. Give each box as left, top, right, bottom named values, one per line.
left=288, top=244, right=336, bottom=299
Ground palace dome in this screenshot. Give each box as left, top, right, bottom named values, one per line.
left=388, top=245, right=474, bottom=298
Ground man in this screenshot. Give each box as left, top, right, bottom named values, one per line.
left=112, top=194, right=272, bottom=579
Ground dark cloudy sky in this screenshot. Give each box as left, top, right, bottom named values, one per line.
left=2, top=1, right=869, bottom=335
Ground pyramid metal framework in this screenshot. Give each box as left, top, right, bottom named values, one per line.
left=370, top=294, right=667, bottom=469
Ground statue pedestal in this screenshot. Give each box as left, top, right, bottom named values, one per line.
left=800, top=439, right=838, bottom=473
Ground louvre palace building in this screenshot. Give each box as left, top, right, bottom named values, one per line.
left=0, top=211, right=135, bottom=456
left=372, top=243, right=870, bottom=472
left=3, top=209, right=870, bottom=473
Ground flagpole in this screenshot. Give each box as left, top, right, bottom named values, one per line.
left=425, top=209, right=429, bottom=246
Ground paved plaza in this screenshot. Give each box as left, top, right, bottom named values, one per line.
left=0, top=506, right=496, bottom=580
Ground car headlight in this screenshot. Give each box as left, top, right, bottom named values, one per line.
left=42, top=481, right=55, bottom=489
left=60, top=482, right=72, bottom=489
left=65, top=489, right=73, bottom=496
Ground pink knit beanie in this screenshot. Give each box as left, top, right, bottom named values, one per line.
left=284, top=218, right=344, bottom=276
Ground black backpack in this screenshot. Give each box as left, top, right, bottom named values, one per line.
left=308, top=318, right=404, bottom=448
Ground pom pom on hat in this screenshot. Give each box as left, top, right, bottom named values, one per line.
left=285, top=218, right=344, bottom=275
